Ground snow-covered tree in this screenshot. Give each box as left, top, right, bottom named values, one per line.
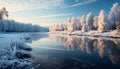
left=80, top=15, right=86, bottom=27
left=65, top=17, right=71, bottom=31
left=63, top=22, right=67, bottom=31
left=82, top=24, right=87, bottom=32
left=67, top=21, right=73, bottom=32
left=93, top=16, right=98, bottom=29
left=66, top=17, right=77, bottom=32
left=98, top=10, right=109, bottom=33
left=61, top=23, right=66, bottom=31
left=109, top=3, right=120, bottom=30
left=71, top=17, right=77, bottom=31
left=57, top=23, right=63, bottom=31
left=76, top=17, right=82, bottom=30
left=0, top=7, right=8, bottom=21
left=80, top=15, right=87, bottom=32
left=86, top=12, right=94, bottom=31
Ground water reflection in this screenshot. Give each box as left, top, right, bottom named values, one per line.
left=28, top=33, right=120, bottom=69
left=27, top=33, right=48, bottom=43
left=50, top=35, right=120, bottom=64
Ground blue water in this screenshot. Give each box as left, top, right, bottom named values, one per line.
left=28, top=33, right=120, bottom=69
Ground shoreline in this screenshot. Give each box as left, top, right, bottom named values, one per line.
left=50, top=30, right=120, bottom=38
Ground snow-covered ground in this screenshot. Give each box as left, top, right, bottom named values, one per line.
left=50, top=30, right=120, bottom=38
left=0, top=33, right=33, bottom=69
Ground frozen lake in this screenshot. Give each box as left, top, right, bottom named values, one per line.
left=27, top=33, right=120, bottom=69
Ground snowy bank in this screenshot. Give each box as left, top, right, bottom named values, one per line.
left=50, top=30, right=120, bottom=38
left=0, top=33, right=33, bottom=69
left=70, top=30, right=120, bottom=38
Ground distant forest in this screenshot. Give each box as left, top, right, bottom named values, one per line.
left=0, top=7, right=49, bottom=32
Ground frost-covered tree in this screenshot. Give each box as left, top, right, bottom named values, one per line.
left=67, top=20, right=73, bottom=32
left=63, top=21, right=67, bottom=31
left=0, top=7, right=8, bottom=31
left=0, top=7, right=8, bottom=21
left=67, top=17, right=77, bottom=32
left=82, top=24, right=87, bottom=33
left=61, top=23, right=66, bottom=31
left=109, top=3, right=120, bottom=30
left=80, top=15, right=86, bottom=27
left=51, top=24, right=55, bottom=31
left=58, top=23, right=63, bottom=31
left=71, top=17, right=77, bottom=31
left=76, top=17, right=82, bottom=30
left=49, top=25, right=52, bottom=32
left=93, top=16, right=98, bottom=29
left=66, top=17, right=71, bottom=31
left=81, top=15, right=87, bottom=32
left=98, top=10, right=109, bottom=33
left=86, top=12, right=94, bottom=31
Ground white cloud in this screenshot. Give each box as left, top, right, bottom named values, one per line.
left=0, top=0, right=64, bottom=11
left=25, top=13, right=74, bottom=19
left=67, top=0, right=96, bottom=8
left=9, top=13, right=73, bottom=27
left=0, top=0, right=97, bottom=12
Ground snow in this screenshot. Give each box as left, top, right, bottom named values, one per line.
left=50, top=30, right=120, bottom=38
left=0, top=33, right=33, bottom=69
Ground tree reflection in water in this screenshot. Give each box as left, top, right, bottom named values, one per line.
left=50, top=34, right=120, bottom=64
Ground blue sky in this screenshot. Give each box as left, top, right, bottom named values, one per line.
left=0, top=0, right=120, bottom=27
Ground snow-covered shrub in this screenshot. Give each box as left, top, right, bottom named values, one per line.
left=15, top=50, right=31, bottom=59
left=0, top=40, right=33, bottom=69
left=11, top=41, right=32, bottom=51
left=0, top=59, right=33, bottom=69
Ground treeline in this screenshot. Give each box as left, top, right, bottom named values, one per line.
left=50, top=3, right=120, bottom=33
left=0, top=19, right=48, bottom=32
left=0, top=7, right=48, bottom=32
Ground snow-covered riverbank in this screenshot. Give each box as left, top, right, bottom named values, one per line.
left=50, top=30, right=120, bottom=38
left=0, top=33, right=33, bottom=69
